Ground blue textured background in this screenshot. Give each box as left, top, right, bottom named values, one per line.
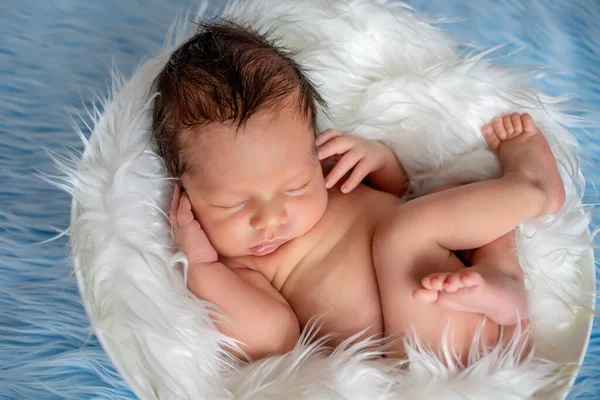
left=1, top=0, right=598, bottom=398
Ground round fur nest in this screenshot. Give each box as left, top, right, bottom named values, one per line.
left=66, top=1, right=595, bottom=398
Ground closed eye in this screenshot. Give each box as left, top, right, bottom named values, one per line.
left=284, top=182, right=309, bottom=196
left=215, top=200, right=247, bottom=212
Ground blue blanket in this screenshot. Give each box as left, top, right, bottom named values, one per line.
left=1, top=0, right=598, bottom=398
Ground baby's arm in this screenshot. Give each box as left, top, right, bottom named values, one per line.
left=170, top=185, right=299, bottom=360
left=187, top=261, right=300, bottom=360
left=366, top=142, right=408, bottom=196
left=316, top=129, right=408, bottom=196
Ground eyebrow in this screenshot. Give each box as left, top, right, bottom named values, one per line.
left=287, top=166, right=312, bottom=184
left=205, top=163, right=312, bottom=197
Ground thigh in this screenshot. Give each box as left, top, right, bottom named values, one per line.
left=372, top=213, right=499, bottom=362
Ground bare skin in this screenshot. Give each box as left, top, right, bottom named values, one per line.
left=412, top=113, right=560, bottom=326
left=372, top=112, right=564, bottom=357
left=171, top=108, right=564, bottom=362
left=411, top=184, right=526, bottom=326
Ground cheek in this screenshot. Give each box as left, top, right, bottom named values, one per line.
left=209, top=214, right=247, bottom=239
left=290, top=188, right=327, bottom=231
left=197, top=211, right=249, bottom=253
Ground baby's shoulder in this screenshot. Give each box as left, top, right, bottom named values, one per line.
left=326, top=183, right=401, bottom=217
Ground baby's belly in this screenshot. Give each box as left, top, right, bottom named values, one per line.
left=282, top=244, right=383, bottom=346
left=279, top=187, right=400, bottom=346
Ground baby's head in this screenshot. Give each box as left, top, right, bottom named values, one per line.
left=152, top=20, right=328, bottom=258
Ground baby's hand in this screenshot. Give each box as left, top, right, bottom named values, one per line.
left=316, top=129, right=389, bottom=193
left=170, top=184, right=218, bottom=265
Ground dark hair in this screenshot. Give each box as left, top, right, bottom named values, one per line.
left=151, top=19, right=327, bottom=177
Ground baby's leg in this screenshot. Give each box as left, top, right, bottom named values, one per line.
left=393, top=113, right=563, bottom=254
left=410, top=113, right=564, bottom=325
left=415, top=231, right=527, bottom=325
left=373, top=215, right=501, bottom=362
left=374, top=196, right=533, bottom=359
left=374, top=113, right=563, bottom=356
left=413, top=183, right=527, bottom=326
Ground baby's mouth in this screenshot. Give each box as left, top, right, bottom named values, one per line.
left=249, top=239, right=286, bottom=255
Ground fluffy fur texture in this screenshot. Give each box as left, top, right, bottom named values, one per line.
left=2, top=0, right=599, bottom=399
left=65, top=0, right=595, bottom=398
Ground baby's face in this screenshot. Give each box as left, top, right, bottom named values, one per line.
left=180, top=105, right=328, bottom=258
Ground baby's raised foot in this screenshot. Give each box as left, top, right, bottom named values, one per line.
left=482, top=113, right=565, bottom=214
left=413, top=268, right=526, bottom=326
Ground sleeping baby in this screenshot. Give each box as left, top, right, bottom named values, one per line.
left=151, top=20, right=565, bottom=362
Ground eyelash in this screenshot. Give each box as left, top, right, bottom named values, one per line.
left=284, top=182, right=309, bottom=196
left=220, top=201, right=247, bottom=212
left=217, top=182, right=308, bottom=210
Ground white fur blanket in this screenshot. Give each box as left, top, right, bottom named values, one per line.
left=65, top=0, right=594, bottom=399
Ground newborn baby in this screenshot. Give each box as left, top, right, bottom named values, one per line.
left=152, top=21, right=565, bottom=362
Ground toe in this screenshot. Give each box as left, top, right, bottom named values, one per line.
left=492, top=116, right=507, bottom=140
left=502, top=115, right=515, bottom=137
left=510, top=113, right=523, bottom=134
left=460, top=271, right=483, bottom=287
left=443, top=273, right=463, bottom=292
left=421, top=275, right=433, bottom=289
left=482, top=124, right=501, bottom=151
left=413, top=288, right=439, bottom=304
left=521, top=113, right=537, bottom=133
left=430, top=273, right=450, bottom=290
left=422, top=273, right=444, bottom=290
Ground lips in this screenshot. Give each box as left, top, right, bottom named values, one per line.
left=249, top=239, right=286, bottom=255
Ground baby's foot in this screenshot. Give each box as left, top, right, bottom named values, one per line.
left=481, top=113, right=565, bottom=214
left=413, top=267, right=526, bottom=326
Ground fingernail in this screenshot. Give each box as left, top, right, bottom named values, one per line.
left=341, top=185, right=348, bottom=193
left=482, top=125, right=492, bottom=136
left=325, top=179, right=331, bottom=188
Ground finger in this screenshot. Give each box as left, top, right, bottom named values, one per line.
left=170, top=184, right=181, bottom=226
left=177, top=193, right=195, bottom=226
left=180, top=191, right=192, bottom=211
left=491, top=116, right=507, bottom=140
left=315, top=128, right=342, bottom=146
left=340, top=158, right=370, bottom=193
left=324, top=150, right=363, bottom=189
left=317, top=135, right=355, bottom=161
left=510, top=113, right=523, bottom=134
left=502, top=115, right=514, bottom=137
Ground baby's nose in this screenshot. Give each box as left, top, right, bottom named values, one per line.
left=250, top=201, right=288, bottom=233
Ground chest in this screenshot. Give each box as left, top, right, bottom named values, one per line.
left=236, top=185, right=400, bottom=343
left=278, top=187, right=398, bottom=342
left=285, top=219, right=383, bottom=345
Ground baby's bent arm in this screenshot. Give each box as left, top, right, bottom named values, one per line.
left=186, top=260, right=300, bottom=360
left=366, top=141, right=408, bottom=197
